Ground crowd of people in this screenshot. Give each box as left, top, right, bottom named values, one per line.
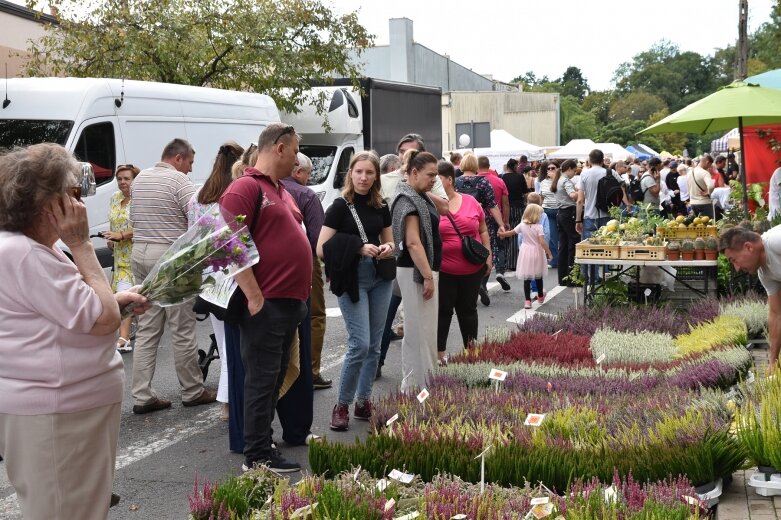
left=0, top=123, right=748, bottom=518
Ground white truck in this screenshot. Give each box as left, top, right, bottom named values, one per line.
left=0, top=77, right=280, bottom=266
left=282, top=78, right=442, bottom=210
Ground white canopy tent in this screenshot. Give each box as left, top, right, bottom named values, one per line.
left=547, top=139, right=597, bottom=161
left=455, top=129, right=545, bottom=168
left=595, top=143, right=636, bottom=162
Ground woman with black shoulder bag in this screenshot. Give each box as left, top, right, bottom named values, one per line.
left=317, top=151, right=394, bottom=432
left=436, top=161, right=491, bottom=362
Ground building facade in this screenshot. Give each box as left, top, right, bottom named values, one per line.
left=0, top=0, right=56, bottom=78
left=348, top=17, right=560, bottom=152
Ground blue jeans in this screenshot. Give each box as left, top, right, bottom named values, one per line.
left=337, top=256, right=392, bottom=405
left=582, top=216, right=610, bottom=282
left=379, top=291, right=403, bottom=368
left=544, top=207, right=559, bottom=268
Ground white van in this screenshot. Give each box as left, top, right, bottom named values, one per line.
left=0, top=77, right=280, bottom=265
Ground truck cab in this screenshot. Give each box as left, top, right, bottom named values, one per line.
left=282, top=87, right=363, bottom=210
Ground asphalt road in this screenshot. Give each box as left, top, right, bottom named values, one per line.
left=0, top=269, right=571, bottom=520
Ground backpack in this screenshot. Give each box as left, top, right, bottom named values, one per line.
left=627, top=176, right=646, bottom=203
left=456, top=176, right=482, bottom=201
left=595, top=168, right=623, bottom=213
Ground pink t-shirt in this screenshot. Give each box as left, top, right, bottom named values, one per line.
left=439, top=194, right=486, bottom=275
left=478, top=172, right=509, bottom=220
left=0, top=232, right=124, bottom=415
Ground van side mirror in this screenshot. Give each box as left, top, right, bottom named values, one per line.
left=79, top=163, right=97, bottom=197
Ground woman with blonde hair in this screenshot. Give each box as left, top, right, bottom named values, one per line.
left=499, top=203, right=552, bottom=309
left=103, top=163, right=141, bottom=352
left=317, top=150, right=394, bottom=431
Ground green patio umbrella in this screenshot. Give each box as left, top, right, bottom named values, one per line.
left=639, top=81, right=781, bottom=209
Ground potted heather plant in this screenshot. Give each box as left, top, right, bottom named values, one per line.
left=693, top=237, right=706, bottom=260
left=704, top=237, right=719, bottom=260
left=667, top=240, right=681, bottom=261
left=681, top=239, right=695, bottom=261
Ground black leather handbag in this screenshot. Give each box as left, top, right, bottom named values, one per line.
left=445, top=213, right=489, bottom=265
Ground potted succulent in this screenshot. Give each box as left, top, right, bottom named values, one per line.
left=693, top=237, right=706, bottom=260
left=704, top=237, right=719, bottom=260
left=681, top=239, right=695, bottom=261
left=667, top=240, right=681, bottom=261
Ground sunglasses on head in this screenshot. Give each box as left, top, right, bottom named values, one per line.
left=273, top=125, right=296, bottom=144
left=547, top=166, right=558, bottom=170
left=116, top=164, right=135, bottom=171
left=69, top=185, right=82, bottom=201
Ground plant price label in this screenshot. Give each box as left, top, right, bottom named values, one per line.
left=394, top=512, right=420, bottom=520
left=451, top=515, right=468, bottom=519
left=384, top=498, right=396, bottom=511
left=524, top=413, right=546, bottom=426
left=388, top=469, right=415, bottom=484
left=376, top=478, right=389, bottom=491
left=386, top=413, right=399, bottom=426
left=416, top=388, right=429, bottom=403
left=489, top=368, right=508, bottom=381
left=530, top=497, right=550, bottom=505
left=529, top=502, right=554, bottom=518
left=596, top=353, right=606, bottom=364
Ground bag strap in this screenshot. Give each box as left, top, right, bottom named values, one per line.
left=345, top=198, right=369, bottom=244
left=691, top=170, right=707, bottom=194
left=445, top=212, right=466, bottom=241
left=249, top=179, right=264, bottom=235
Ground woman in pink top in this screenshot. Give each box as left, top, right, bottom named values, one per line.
left=436, top=161, right=491, bottom=362
left=0, top=144, right=149, bottom=520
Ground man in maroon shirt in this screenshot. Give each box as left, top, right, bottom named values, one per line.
left=220, top=123, right=312, bottom=473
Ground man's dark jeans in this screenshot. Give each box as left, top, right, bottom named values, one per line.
left=239, top=298, right=307, bottom=466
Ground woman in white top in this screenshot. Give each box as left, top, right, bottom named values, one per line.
left=538, top=161, right=560, bottom=269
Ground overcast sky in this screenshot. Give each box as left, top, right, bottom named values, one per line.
left=328, top=0, right=775, bottom=91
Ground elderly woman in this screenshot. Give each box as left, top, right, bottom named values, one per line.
left=0, top=144, right=148, bottom=520
left=392, top=150, right=441, bottom=392
left=104, top=163, right=141, bottom=352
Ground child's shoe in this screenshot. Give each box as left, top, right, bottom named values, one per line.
left=524, top=300, right=532, bottom=309
left=537, top=293, right=545, bottom=304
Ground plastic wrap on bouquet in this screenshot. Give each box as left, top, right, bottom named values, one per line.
left=123, top=204, right=258, bottom=316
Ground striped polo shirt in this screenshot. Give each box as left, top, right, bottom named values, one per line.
left=129, top=162, right=195, bottom=244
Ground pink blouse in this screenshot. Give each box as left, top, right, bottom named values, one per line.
left=439, top=194, right=486, bottom=275
left=0, top=232, right=124, bottom=415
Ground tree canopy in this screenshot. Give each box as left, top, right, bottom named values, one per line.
left=24, top=0, right=372, bottom=114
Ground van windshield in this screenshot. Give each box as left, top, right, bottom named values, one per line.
left=300, top=145, right=336, bottom=186
left=0, top=120, right=73, bottom=149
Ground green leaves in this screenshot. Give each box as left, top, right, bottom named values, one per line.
left=24, top=0, right=372, bottom=117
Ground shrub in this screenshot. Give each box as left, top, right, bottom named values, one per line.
left=675, top=315, right=748, bottom=356
left=591, top=328, right=677, bottom=365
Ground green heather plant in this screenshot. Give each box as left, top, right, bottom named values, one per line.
left=675, top=315, right=748, bottom=357
left=721, top=296, right=769, bottom=339
left=736, top=372, right=781, bottom=470
left=590, top=328, right=677, bottom=365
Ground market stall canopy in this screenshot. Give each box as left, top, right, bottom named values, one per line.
left=634, top=143, right=660, bottom=157
left=711, top=128, right=739, bottom=153
left=594, top=143, right=635, bottom=161
left=455, top=129, right=545, bottom=166
left=639, top=81, right=781, bottom=135
left=625, top=145, right=651, bottom=161
left=660, top=150, right=675, bottom=159
left=746, top=68, right=781, bottom=90
left=547, top=138, right=597, bottom=161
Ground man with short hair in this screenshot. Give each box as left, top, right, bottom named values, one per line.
left=380, top=154, right=401, bottom=175
left=714, top=155, right=729, bottom=186
left=130, top=138, right=216, bottom=414
left=220, top=123, right=312, bottom=473
left=477, top=155, right=511, bottom=290
left=721, top=225, right=781, bottom=369
left=281, top=153, right=330, bottom=391
left=689, top=155, right=716, bottom=219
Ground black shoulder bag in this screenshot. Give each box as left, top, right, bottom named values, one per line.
left=445, top=212, right=489, bottom=265
left=346, top=199, right=396, bottom=281
left=192, top=182, right=264, bottom=324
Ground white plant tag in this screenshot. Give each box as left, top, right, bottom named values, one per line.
left=394, top=512, right=419, bottom=520
left=596, top=353, right=606, bottom=364
left=416, top=388, right=429, bottom=403
left=530, top=497, right=550, bottom=505
left=376, top=478, right=389, bottom=491
left=682, top=494, right=699, bottom=506
left=386, top=413, right=399, bottom=426
left=644, top=288, right=652, bottom=297
left=524, top=413, right=546, bottom=426
left=388, top=468, right=415, bottom=484
left=489, top=368, right=508, bottom=381
left=385, top=498, right=396, bottom=511
left=451, top=515, right=468, bottom=520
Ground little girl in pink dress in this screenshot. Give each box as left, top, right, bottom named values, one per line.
left=498, top=203, right=553, bottom=309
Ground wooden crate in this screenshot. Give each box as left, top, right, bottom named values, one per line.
left=619, top=242, right=667, bottom=261
left=575, top=241, right=621, bottom=260
left=656, top=226, right=718, bottom=240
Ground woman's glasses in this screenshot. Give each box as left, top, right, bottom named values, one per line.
left=547, top=166, right=558, bottom=171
